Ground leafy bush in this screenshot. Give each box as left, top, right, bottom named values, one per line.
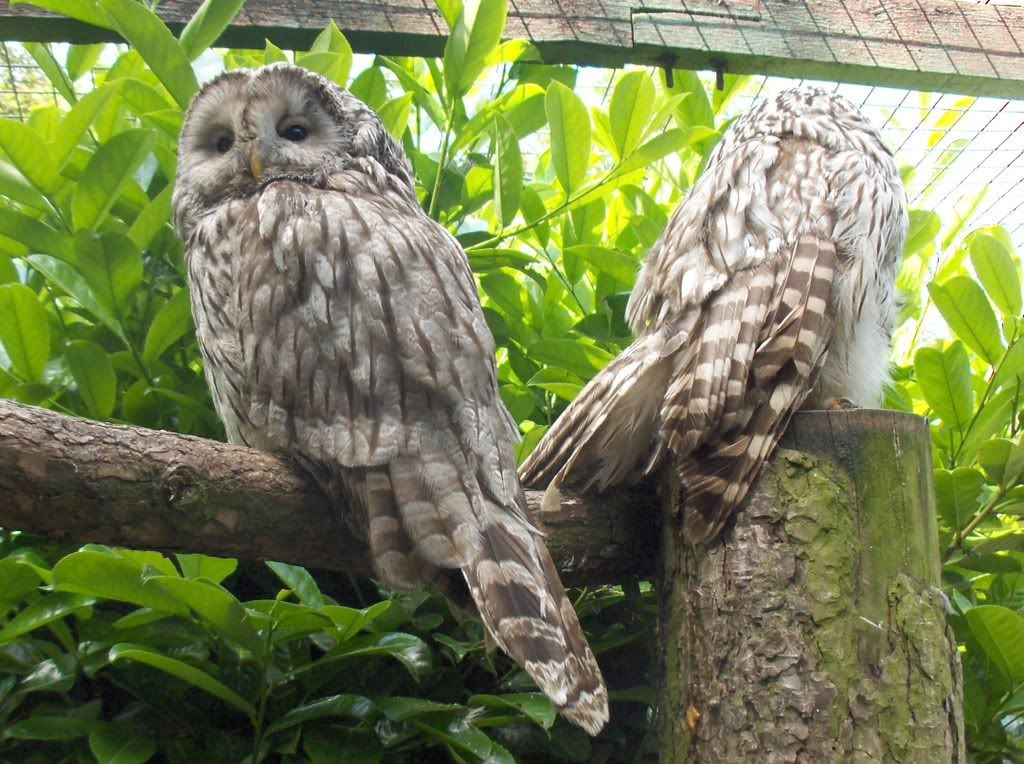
left=0, top=0, right=1019, bottom=760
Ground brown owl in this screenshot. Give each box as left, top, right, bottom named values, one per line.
left=172, top=63, right=607, bottom=734
left=521, top=87, right=908, bottom=543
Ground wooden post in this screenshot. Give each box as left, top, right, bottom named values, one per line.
left=657, top=409, right=965, bottom=761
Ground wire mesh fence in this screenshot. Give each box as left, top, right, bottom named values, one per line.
left=1, top=40, right=1021, bottom=248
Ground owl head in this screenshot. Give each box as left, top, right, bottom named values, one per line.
left=173, top=63, right=414, bottom=238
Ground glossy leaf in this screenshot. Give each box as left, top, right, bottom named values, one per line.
left=26, top=254, right=121, bottom=336
left=491, top=115, right=522, bottom=227
left=178, top=0, right=246, bottom=60
left=970, top=233, right=1021, bottom=318
left=52, top=551, right=189, bottom=615
left=265, top=694, right=375, bottom=735
left=266, top=561, right=326, bottom=608
left=0, top=592, right=95, bottom=644
left=545, top=81, right=590, bottom=197
left=149, top=576, right=262, bottom=654
left=965, top=605, right=1024, bottom=686
left=442, top=0, right=508, bottom=97
left=89, top=725, right=157, bottom=764
left=175, top=553, right=237, bottom=584
left=72, top=129, right=156, bottom=231
left=928, top=276, right=1004, bottom=365
left=609, top=71, right=655, bottom=160
left=143, top=289, right=192, bottom=362
left=914, top=342, right=973, bottom=430
left=528, top=339, right=615, bottom=380
left=0, top=118, right=58, bottom=194
left=109, top=643, right=256, bottom=716
left=0, top=283, right=49, bottom=383
left=99, top=0, right=199, bottom=108
left=66, top=339, right=117, bottom=418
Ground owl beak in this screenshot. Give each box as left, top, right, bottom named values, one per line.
left=248, top=144, right=263, bottom=180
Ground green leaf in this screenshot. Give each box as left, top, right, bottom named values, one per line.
left=934, top=468, right=986, bottom=529
left=10, top=0, right=108, bottom=26
left=143, top=289, right=192, bottom=362
left=978, top=439, right=1024, bottom=486
left=24, top=42, right=76, bottom=104
left=0, top=592, right=95, bottom=644
left=491, top=115, right=522, bottom=228
left=0, top=118, right=58, bottom=194
left=52, top=551, right=189, bottom=615
left=666, top=70, right=713, bottom=129
left=89, top=725, right=157, bottom=764
left=320, top=601, right=392, bottom=641
left=109, top=643, right=256, bottom=717
left=378, top=92, right=414, bottom=140
left=99, top=0, right=199, bottom=109
left=928, top=276, right=1004, bottom=365
left=914, top=342, right=973, bottom=430
left=481, top=271, right=524, bottom=317
left=965, top=605, right=1024, bottom=686
left=0, top=208, right=70, bottom=260
left=609, top=71, right=655, bottom=160
left=72, top=128, right=156, bottom=231
left=904, top=209, right=940, bottom=257
left=303, top=727, right=383, bottom=764
left=149, top=576, right=262, bottom=654
left=296, top=52, right=351, bottom=88
left=528, top=339, right=615, bottom=381
left=994, top=336, right=1024, bottom=392
left=470, top=693, right=556, bottom=728
left=266, top=561, right=326, bottom=608
left=0, top=558, right=44, bottom=608
left=415, top=717, right=494, bottom=759
left=18, top=654, right=78, bottom=695
left=75, top=232, right=144, bottom=322
left=175, top=554, right=237, bottom=583
left=128, top=184, right=174, bottom=252
left=545, top=81, right=590, bottom=197
left=178, top=0, right=245, bottom=60
left=66, top=339, right=117, bottom=418
left=377, top=697, right=464, bottom=720
left=52, top=84, right=120, bottom=171
left=319, top=632, right=432, bottom=681
left=0, top=161, right=50, bottom=211
left=611, top=126, right=718, bottom=180
left=264, top=39, right=288, bottom=64
left=67, top=43, right=105, bottom=80
left=563, top=245, right=637, bottom=285
left=442, top=0, right=508, bottom=98
left=0, top=283, right=50, bottom=382
left=3, top=714, right=97, bottom=741
left=26, top=254, right=121, bottom=335
left=265, top=694, right=375, bottom=736
left=466, top=248, right=534, bottom=273
left=970, top=233, right=1021, bottom=318
left=526, top=367, right=584, bottom=402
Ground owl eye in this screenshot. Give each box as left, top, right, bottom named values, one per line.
left=280, top=124, right=308, bottom=142
left=215, top=134, right=233, bottom=153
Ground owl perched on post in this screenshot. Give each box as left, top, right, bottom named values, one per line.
left=521, top=87, right=908, bottom=542
left=172, top=64, right=607, bottom=733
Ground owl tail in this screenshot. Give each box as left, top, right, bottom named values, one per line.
left=462, top=498, right=609, bottom=734
left=357, top=459, right=609, bottom=735
left=518, top=326, right=687, bottom=498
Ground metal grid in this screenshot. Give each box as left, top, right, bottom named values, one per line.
left=1, top=41, right=1022, bottom=250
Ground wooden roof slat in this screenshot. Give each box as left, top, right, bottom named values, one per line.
left=1, top=0, right=1023, bottom=98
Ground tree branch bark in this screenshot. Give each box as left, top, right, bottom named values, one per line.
left=0, top=400, right=658, bottom=586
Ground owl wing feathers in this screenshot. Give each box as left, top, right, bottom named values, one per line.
left=521, top=120, right=857, bottom=543
left=233, top=179, right=607, bottom=733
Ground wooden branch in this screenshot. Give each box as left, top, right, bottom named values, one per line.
left=2, top=0, right=1024, bottom=98
left=0, top=399, right=657, bottom=586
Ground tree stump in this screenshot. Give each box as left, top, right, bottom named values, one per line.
left=657, top=409, right=965, bottom=762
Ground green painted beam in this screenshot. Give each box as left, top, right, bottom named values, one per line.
left=1, top=0, right=1023, bottom=98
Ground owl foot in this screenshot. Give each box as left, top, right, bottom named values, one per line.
left=827, top=397, right=858, bottom=411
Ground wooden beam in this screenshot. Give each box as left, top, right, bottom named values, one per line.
left=2, top=0, right=1024, bottom=98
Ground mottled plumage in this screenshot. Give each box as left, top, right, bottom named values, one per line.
left=173, top=64, right=607, bottom=733
left=521, top=87, right=907, bottom=543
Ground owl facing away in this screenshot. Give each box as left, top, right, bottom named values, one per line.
left=521, top=87, right=909, bottom=543
left=172, top=64, right=607, bottom=734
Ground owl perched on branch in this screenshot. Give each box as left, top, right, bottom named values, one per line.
left=521, top=87, right=908, bottom=543
left=173, top=64, right=607, bottom=733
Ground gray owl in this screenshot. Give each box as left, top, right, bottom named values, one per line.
left=521, top=87, right=908, bottom=542
left=172, top=64, right=607, bottom=733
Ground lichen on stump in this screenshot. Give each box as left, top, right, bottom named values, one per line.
left=657, top=409, right=965, bottom=762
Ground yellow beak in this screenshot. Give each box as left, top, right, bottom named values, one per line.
left=248, top=144, right=263, bottom=180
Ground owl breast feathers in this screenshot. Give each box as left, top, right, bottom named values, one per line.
left=173, top=64, right=607, bottom=734
left=521, top=86, right=908, bottom=543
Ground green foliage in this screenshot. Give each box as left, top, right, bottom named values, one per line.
left=0, top=0, right=1019, bottom=760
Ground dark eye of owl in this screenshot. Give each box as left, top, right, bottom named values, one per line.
left=215, top=134, right=233, bottom=153
left=280, top=124, right=308, bottom=142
